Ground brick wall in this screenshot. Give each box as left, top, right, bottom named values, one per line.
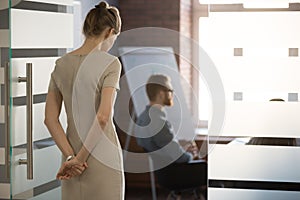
left=118, top=0, right=194, bottom=111
left=180, top=0, right=193, bottom=112
left=119, top=0, right=180, bottom=31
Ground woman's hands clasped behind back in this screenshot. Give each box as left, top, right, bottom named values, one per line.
left=56, top=157, right=88, bottom=180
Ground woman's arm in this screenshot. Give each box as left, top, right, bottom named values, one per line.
left=75, top=87, right=117, bottom=163
left=44, top=91, right=74, bottom=157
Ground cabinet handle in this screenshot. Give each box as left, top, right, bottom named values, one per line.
left=18, top=63, right=33, bottom=180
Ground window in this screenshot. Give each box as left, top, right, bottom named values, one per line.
left=193, top=0, right=300, bottom=127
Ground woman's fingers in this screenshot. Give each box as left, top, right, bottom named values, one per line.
left=58, top=165, right=88, bottom=179
left=58, top=174, right=71, bottom=180
left=56, top=163, right=73, bottom=179
left=57, top=171, right=71, bottom=180
left=56, top=160, right=89, bottom=180
left=72, top=164, right=86, bottom=172
left=71, top=166, right=84, bottom=176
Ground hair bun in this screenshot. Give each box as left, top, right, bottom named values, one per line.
left=98, top=1, right=109, bottom=9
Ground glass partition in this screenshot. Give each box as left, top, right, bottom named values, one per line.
left=6, top=0, right=73, bottom=199
left=197, top=1, right=300, bottom=199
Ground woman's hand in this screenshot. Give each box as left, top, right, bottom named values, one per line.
left=56, top=157, right=88, bottom=180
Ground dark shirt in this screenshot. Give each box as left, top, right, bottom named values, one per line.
left=135, top=105, right=192, bottom=166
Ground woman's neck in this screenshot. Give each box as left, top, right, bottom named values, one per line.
left=71, top=36, right=105, bottom=55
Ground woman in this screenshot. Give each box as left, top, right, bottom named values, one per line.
left=44, top=1, right=124, bottom=199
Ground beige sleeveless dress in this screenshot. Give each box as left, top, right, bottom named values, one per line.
left=48, top=51, right=124, bottom=200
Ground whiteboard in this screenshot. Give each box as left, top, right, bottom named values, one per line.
left=118, top=47, right=196, bottom=140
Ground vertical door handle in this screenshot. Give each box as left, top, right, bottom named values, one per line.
left=18, top=63, right=33, bottom=180
left=4, top=62, right=11, bottom=179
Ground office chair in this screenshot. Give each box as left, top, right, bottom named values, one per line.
left=147, top=155, right=207, bottom=200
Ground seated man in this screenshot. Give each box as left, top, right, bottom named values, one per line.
left=135, top=74, right=207, bottom=198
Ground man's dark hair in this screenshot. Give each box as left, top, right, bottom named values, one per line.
left=146, top=83, right=168, bottom=101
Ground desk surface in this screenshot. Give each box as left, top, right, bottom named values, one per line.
left=195, top=128, right=249, bottom=144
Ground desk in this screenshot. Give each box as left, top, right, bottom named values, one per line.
left=195, top=128, right=237, bottom=144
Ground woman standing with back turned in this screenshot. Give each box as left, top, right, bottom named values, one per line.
left=44, top=1, right=124, bottom=199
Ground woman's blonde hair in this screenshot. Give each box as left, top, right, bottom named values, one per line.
left=83, top=1, right=121, bottom=38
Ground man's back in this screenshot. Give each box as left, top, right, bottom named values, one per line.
left=135, top=105, right=192, bottom=167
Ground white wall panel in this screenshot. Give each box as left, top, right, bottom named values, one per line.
left=12, top=103, right=67, bottom=146
left=0, top=0, right=73, bottom=10
left=11, top=146, right=61, bottom=196
left=201, top=0, right=300, bottom=4
left=12, top=103, right=48, bottom=146
left=11, top=57, right=58, bottom=97
left=209, top=145, right=300, bottom=182
left=199, top=12, right=300, bottom=47
left=219, top=102, right=300, bottom=137
left=204, top=47, right=291, bottom=58
left=11, top=9, right=73, bottom=49
left=24, top=0, right=73, bottom=6
left=209, top=188, right=300, bottom=200
left=206, top=56, right=300, bottom=95
left=242, top=48, right=289, bottom=57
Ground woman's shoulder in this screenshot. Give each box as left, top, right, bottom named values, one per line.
left=54, top=54, right=69, bottom=65
left=56, top=53, right=84, bottom=66
left=54, top=51, right=121, bottom=73
left=51, top=54, right=80, bottom=75
left=91, top=50, right=119, bottom=63
left=95, top=51, right=121, bottom=71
